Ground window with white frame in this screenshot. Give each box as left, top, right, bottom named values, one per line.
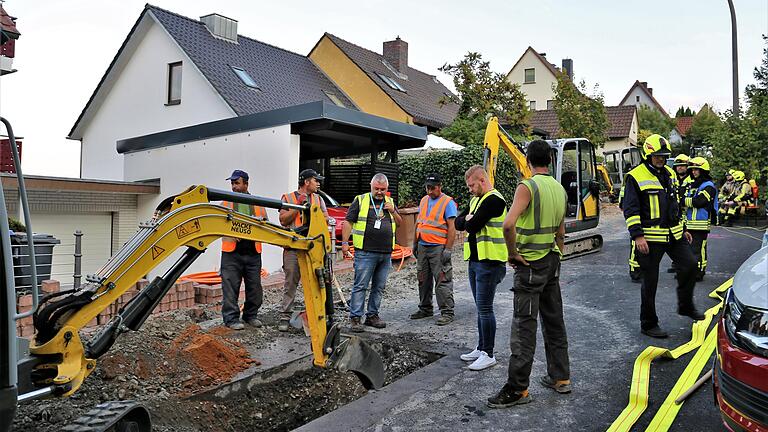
left=524, top=68, right=535, bottom=83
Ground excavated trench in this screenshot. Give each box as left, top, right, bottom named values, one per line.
left=149, top=333, right=443, bottom=431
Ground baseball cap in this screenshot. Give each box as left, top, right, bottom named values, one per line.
left=225, top=169, right=249, bottom=181
left=425, top=173, right=442, bottom=186
left=299, top=169, right=325, bottom=182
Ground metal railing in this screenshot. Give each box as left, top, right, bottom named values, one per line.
left=13, top=230, right=83, bottom=294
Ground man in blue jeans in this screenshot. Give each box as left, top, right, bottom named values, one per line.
left=341, top=173, right=402, bottom=332
left=455, top=165, right=508, bottom=371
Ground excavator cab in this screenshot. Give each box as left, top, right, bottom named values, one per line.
left=550, top=139, right=600, bottom=231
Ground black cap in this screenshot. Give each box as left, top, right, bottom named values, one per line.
left=225, top=169, right=249, bottom=181
left=299, top=168, right=325, bottom=183
left=425, top=173, right=442, bottom=186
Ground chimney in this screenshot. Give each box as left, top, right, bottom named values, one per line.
left=383, top=37, right=408, bottom=72
left=561, top=59, right=573, bottom=80
left=539, top=52, right=547, bottom=58
left=648, top=87, right=653, bottom=95
left=201, top=13, right=238, bottom=43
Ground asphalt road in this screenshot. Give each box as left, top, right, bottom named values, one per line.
left=298, top=208, right=764, bottom=432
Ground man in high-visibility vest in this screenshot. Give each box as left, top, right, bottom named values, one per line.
left=667, top=154, right=691, bottom=274
left=684, top=157, right=718, bottom=281
left=622, top=135, right=704, bottom=339
left=455, top=165, right=507, bottom=372
left=278, top=169, right=329, bottom=332
left=487, top=140, right=570, bottom=408
left=409, top=173, right=457, bottom=326
left=220, top=170, right=269, bottom=330
left=341, top=173, right=402, bottom=332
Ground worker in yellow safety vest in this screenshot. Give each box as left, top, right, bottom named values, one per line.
left=220, top=169, right=269, bottom=330
left=455, top=165, right=507, bottom=372
left=487, top=140, right=571, bottom=409
left=410, top=173, right=458, bottom=326
left=341, top=173, right=402, bottom=332
left=622, top=135, right=704, bottom=339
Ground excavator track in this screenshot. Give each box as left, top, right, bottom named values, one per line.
left=562, top=233, right=603, bottom=260
left=62, top=400, right=151, bottom=432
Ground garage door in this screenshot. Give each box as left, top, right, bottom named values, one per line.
left=28, top=213, right=113, bottom=288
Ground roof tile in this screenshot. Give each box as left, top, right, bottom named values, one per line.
left=531, top=105, right=636, bottom=139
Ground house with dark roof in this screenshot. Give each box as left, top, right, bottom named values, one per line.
left=308, top=34, right=459, bottom=131
left=618, top=80, right=682, bottom=144
left=505, top=47, right=574, bottom=111
left=530, top=105, right=638, bottom=155
left=67, top=5, right=427, bottom=274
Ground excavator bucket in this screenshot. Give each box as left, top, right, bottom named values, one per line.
left=333, top=336, right=385, bottom=390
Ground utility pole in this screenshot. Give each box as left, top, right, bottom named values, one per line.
left=727, top=0, right=740, bottom=115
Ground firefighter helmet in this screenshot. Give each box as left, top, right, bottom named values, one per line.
left=732, top=170, right=745, bottom=182
left=673, top=154, right=689, bottom=166
left=688, top=156, right=710, bottom=172
left=642, top=134, right=672, bottom=160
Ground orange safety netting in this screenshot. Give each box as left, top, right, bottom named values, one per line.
left=178, top=269, right=269, bottom=285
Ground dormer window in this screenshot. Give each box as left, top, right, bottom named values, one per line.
left=167, top=62, right=182, bottom=105
left=376, top=73, right=406, bottom=92
left=231, top=66, right=259, bottom=89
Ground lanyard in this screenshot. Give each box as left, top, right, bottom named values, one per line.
left=370, top=194, right=385, bottom=219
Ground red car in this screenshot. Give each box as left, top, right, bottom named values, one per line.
left=318, top=190, right=347, bottom=243
left=715, top=245, right=768, bottom=432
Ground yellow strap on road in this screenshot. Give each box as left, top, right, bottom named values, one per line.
left=606, top=279, right=732, bottom=432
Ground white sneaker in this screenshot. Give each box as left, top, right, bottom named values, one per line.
left=460, top=347, right=482, bottom=362
left=468, top=351, right=497, bottom=371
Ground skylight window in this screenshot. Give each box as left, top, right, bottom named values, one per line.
left=231, top=66, right=259, bottom=89
left=376, top=73, right=406, bottom=92
left=381, top=60, right=407, bottom=80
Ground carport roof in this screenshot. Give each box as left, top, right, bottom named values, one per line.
left=0, top=173, right=160, bottom=194
left=117, top=101, right=428, bottom=159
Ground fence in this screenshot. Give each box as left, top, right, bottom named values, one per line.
left=13, top=230, right=83, bottom=293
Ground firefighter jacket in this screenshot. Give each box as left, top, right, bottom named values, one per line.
left=684, top=177, right=718, bottom=232
left=622, top=162, right=684, bottom=243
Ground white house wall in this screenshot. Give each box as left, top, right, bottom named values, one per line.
left=80, top=17, right=234, bottom=181
left=125, top=125, right=299, bottom=276
left=622, top=87, right=659, bottom=113
left=506, top=51, right=558, bottom=111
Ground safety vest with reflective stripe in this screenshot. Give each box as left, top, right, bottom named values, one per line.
left=416, top=194, right=452, bottom=245
left=685, top=180, right=717, bottom=231
left=283, top=191, right=322, bottom=228
left=221, top=201, right=267, bottom=253
left=625, top=164, right=684, bottom=243
left=351, top=193, right=396, bottom=250
left=463, top=189, right=508, bottom=262
left=516, top=174, right=567, bottom=261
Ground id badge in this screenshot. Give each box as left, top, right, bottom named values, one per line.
left=374, top=219, right=382, bottom=229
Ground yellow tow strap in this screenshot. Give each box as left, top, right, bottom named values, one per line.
left=606, top=278, right=732, bottom=432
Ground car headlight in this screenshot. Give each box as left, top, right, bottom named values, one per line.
left=724, top=289, right=768, bottom=357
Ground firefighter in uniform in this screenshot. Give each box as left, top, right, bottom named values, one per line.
left=622, top=135, right=704, bottom=338
left=684, top=157, right=717, bottom=281
left=667, top=154, right=690, bottom=274
left=719, top=170, right=752, bottom=226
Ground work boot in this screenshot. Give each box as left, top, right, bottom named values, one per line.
left=246, top=318, right=263, bottom=328
left=539, top=375, right=572, bottom=394
left=409, top=310, right=434, bottom=320
left=678, top=308, right=706, bottom=321
left=641, top=326, right=668, bottom=338
left=350, top=317, right=364, bottom=333
left=364, top=314, right=386, bottom=329
left=436, top=315, right=453, bottom=326
left=487, top=384, right=531, bottom=409
left=278, top=319, right=290, bottom=332
left=226, top=322, right=245, bottom=331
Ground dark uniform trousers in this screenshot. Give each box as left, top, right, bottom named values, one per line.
left=635, top=236, right=697, bottom=330
left=689, top=231, right=708, bottom=274
left=220, top=251, right=263, bottom=325
left=507, top=251, right=570, bottom=391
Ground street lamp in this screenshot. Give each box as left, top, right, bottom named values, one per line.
left=727, top=0, right=739, bottom=115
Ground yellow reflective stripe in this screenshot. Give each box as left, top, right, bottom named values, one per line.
left=648, top=195, right=660, bottom=219
left=684, top=197, right=693, bottom=207
left=607, top=279, right=732, bottom=432
left=686, top=220, right=709, bottom=230
left=626, top=215, right=641, bottom=228
left=629, top=241, right=638, bottom=267
left=418, top=227, right=448, bottom=238
left=700, top=190, right=711, bottom=201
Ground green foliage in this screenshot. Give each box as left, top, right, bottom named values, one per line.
left=552, top=73, right=609, bottom=147
left=708, top=36, right=768, bottom=185
left=674, top=106, right=696, bottom=117
left=637, top=104, right=675, bottom=136
left=439, top=52, right=531, bottom=133
left=437, top=115, right=487, bottom=147
left=686, top=105, right=721, bottom=148
left=8, top=218, right=25, bottom=232
left=398, top=148, right=519, bottom=210
left=637, top=129, right=653, bottom=146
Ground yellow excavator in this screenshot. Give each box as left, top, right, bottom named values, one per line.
left=1, top=116, right=384, bottom=431
left=483, top=117, right=609, bottom=258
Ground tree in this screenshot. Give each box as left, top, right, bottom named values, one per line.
left=674, top=106, right=696, bottom=117
left=637, top=104, right=675, bottom=136
left=551, top=72, right=609, bottom=146
left=439, top=52, right=530, bottom=133
left=686, top=104, right=721, bottom=148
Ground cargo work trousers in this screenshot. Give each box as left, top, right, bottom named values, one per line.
left=220, top=251, right=263, bottom=325
left=416, top=243, right=454, bottom=316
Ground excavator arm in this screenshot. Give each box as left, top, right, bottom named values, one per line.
left=23, top=185, right=384, bottom=403
left=595, top=163, right=616, bottom=202
left=483, top=117, right=531, bottom=185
